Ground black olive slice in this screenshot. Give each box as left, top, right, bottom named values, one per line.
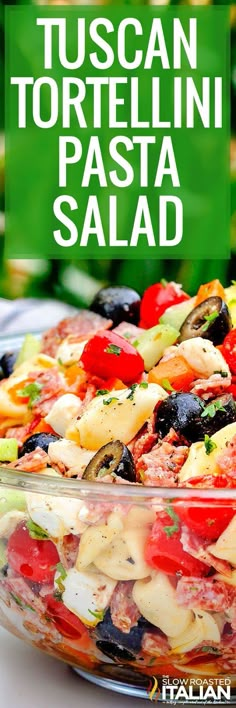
left=156, top=391, right=236, bottom=443
left=194, top=393, right=236, bottom=440
left=179, top=296, right=232, bottom=345
left=20, top=432, right=60, bottom=456
left=0, top=352, right=17, bottom=378
left=96, top=640, right=135, bottom=663
left=82, top=440, right=136, bottom=482
left=90, top=286, right=141, bottom=328
left=155, top=392, right=205, bottom=442
left=94, top=609, right=153, bottom=656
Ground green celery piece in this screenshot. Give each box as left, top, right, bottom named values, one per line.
left=0, top=438, right=18, bottom=462
left=14, top=334, right=41, bottom=369
left=160, top=298, right=194, bottom=331
left=134, top=324, right=179, bottom=372
left=0, top=489, right=26, bottom=514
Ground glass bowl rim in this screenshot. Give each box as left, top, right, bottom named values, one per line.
left=0, top=467, right=235, bottom=504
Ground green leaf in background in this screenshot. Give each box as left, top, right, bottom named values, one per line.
left=0, top=0, right=235, bottom=302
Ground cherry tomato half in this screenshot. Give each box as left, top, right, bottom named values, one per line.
left=7, top=522, right=60, bottom=584
left=144, top=512, right=209, bottom=577
left=46, top=596, right=87, bottom=640
left=140, top=281, right=189, bottom=329
left=174, top=499, right=235, bottom=542
left=222, top=330, right=236, bottom=375
left=228, top=387, right=236, bottom=400
left=81, top=331, right=144, bottom=383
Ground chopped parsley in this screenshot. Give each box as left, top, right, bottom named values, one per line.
left=53, top=590, right=63, bottom=601
left=165, top=505, right=180, bottom=524
left=161, top=378, right=175, bottom=392
left=148, top=657, right=156, bottom=666
left=163, top=524, right=179, bottom=538
left=103, top=396, right=119, bottom=406
left=126, top=383, right=148, bottom=400
left=204, top=434, right=217, bottom=456
left=201, top=646, right=220, bottom=654
left=96, top=389, right=109, bottom=396
left=163, top=505, right=180, bottom=537
left=17, top=382, right=43, bottom=409
left=127, top=384, right=138, bottom=400
left=54, top=562, right=67, bottom=594
left=160, top=278, right=168, bottom=287
left=202, top=311, right=218, bottom=332
left=57, top=357, right=63, bottom=366
left=213, top=370, right=228, bottom=378
left=10, top=592, right=36, bottom=612
left=201, top=400, right=226, bottom=419
left=105, top=344, right=121, bottom=356
left=27, top=519, right=49, bottom=540
left=55, top=562, right=67, bottom=580
left=88, top=608, right=105, bottom=622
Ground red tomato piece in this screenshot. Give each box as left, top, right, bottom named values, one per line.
left=185, top=474, right=236, bottom=489
left=80, top=331, right=144, bottom=383
left=7, top=522, right=60, bottom=584
left=144, top=512, right=209, bottom=577
left=222, top=330, right=236, bottom=375
left=140, top=282, right=189, bottom=328
left=46, top=596, right=87, bottom=639
left=174, top=499, right=235, bottom=542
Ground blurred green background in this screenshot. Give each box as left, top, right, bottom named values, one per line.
left=0, top=0, right=236, bottom=306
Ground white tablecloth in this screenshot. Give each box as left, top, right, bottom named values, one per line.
left=0, top=298, right=77, bottom=334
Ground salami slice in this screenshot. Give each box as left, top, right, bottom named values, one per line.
left=41, top=312, right=113, bottom=357
left=176, top=576, right=232, bottom=612
left=110, top=581, right=140, bottom=633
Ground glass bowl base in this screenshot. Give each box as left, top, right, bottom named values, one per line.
left=72, top=667, right=236, bottom=703
left=73, top=668, right=147, bottom=699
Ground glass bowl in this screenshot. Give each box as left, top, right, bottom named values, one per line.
left=0, top=469, right=235, bottom=704
left=0, top=332, right=235, bottom=703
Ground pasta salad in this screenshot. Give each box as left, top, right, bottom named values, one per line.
left=0, top=278, right=236, bottom=683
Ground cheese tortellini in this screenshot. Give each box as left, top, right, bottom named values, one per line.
left=76, top=524, right=119, bottom=570
left=133, top=572, right=193, bottom=637
left=169, top=610, right=222, bottom=654
left=179, top=422, right=236, bottom=483
left=67, top=384, right=167, bottom=450
left=94, top=528, right=151, bottom=580
left=208, top=515, right=236, bottom=566
left=0, top=354, right=57, bottom=419
left=76, top=505, right=156, bottom=573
